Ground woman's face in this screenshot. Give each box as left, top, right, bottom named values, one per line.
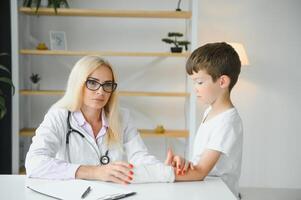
left=82, top=66, right=115, bottom=111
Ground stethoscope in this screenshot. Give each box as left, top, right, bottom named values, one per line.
left=66, top=111, right=110, bottom=165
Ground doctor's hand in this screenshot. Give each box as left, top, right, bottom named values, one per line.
left=96, top=161, right=134, bottom=184
left=75, top=162, right=134, bottom=184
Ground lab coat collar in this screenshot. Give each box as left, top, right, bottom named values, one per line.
left=73, top=109, right=109, bottom=128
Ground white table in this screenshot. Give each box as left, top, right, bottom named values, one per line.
left=0, top=175, right=236, bottom=200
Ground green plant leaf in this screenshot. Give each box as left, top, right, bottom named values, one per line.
left=178, top=41, right=191, bottom=45
left=162, top=38, right=174, bottom=44
left=0, top=106, right=6, bottom=119
left=0, top=77, right=15, bottom=95
left=168, top=32, right=183, bottom=37
left=63, top=0, right=70, bottom=8
left=0, top=95, right=5, bottom=107
left=35, top=0, right=42, bottom=14
left=54, top=0, right=60, bottom=14
left=0, top=64, right=11, bottom=74
left=0, top=53, right=9, bottom=56
left=0, top=96, right=6, bottom=119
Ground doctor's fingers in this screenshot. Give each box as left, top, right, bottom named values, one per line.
left=112, top=161, right=134, bottom=169
left=111, top=163, right=134, bottom=177
left=113, top=170, right=133, bottom=183
left=109, top=174, right=130, bottom=184
left=109, top=167, right=133, bottom=184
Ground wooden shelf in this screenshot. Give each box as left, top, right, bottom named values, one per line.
left=139, top=129, right=188, bottom=138
left=20, top=90, right=63, bottom=96
left=19, top=128, right=37, bottom=137
left=20, top=49, right=190, bottom=57
left=19, top=90, right=190, bottom=97
left=19, top=7, right=191, bottom=19
left=119, top=91, right=189, bottom=97
left=20, top=128, right=188, bottom=138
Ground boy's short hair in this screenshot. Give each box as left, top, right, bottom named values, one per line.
left=186, top=42, right=241, bottom=91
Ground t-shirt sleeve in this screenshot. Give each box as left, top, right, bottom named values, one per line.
left=206, top=120, right=241, bottom=156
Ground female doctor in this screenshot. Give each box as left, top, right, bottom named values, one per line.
left=25, top=55, right=175, bottom=184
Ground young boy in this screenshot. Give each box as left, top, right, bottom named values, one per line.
left=166, top=42, right=243, bottom=197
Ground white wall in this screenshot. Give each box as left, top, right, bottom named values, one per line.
left=197, top=0, right=301, bottom=188
left=17, top=0, right=301, bottom=188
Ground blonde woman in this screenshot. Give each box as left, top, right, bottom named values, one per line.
left=25, top=56, right=175, bottom=184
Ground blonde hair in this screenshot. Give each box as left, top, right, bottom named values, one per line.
left=53, top=55, right=121, bottom=146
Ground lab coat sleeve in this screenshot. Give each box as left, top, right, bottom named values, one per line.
left=122, top=109, right=175, bottom=183
left=25, top=108, right=80, bottom=179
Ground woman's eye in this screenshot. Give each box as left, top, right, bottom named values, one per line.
left=88, top=80, right=97, bottom=85
left=103, top=83, right=113, bottom=87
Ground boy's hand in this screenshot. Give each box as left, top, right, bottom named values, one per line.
left=165, top=148, right=194, bottom=175
left=164, top=148, right=174, bottom=166
left=180, top=161, right=195, bottom=175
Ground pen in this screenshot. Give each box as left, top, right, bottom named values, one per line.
left=107, top=192, right=136, bottom=200
left=81, top=186, right=91, bottom=199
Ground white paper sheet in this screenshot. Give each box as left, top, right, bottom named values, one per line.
left=25, top=178, right=134, bottom=200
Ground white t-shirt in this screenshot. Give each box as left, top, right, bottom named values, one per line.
left=190, top=107, right=243, bottom=197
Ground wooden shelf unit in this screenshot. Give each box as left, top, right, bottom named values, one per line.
left=14, top=2, right=194, bottom=175
left=19, top=90, right=189, bottom=97
left=19, top=7, right=192, bottom=19
left=20, top=128, right=189, bottom=138
left=20, top=49, right=190, bottom=57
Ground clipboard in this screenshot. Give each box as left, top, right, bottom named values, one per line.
left=25, top=178, right=136, bottom=200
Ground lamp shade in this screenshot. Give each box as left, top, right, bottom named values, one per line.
left=228, top=42, right=250, bottom=66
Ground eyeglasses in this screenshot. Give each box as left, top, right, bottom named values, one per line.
left=85, top=79, right=117, bottom=93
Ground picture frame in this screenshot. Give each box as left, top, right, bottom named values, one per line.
left=49, top=31, right=67, bottom=50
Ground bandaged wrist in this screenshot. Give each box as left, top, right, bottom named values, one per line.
left=132, top=163, right=175, bottom=183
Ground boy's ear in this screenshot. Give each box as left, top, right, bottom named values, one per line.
left=219, top=75, right=231, bottom=89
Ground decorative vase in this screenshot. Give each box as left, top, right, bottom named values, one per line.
left=31, top=82, right=40, bottom=90
left=155, top=125, right=165, bottom=134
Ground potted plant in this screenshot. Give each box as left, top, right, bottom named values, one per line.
left=162, top=32, right=190, bottom=53
left=23, top=0, right=70, bottom=14
left=30, top=73, right=41, bottom=90
left=0, top=53, right=15, bottom=119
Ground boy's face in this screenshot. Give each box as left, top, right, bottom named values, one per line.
left=190, top=69, right=223, bottom=105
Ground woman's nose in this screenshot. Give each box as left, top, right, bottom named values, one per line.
left=96, top=86, right=105, bottom=94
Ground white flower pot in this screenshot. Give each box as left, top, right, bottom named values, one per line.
left=31, top=83, right=40, bottom=90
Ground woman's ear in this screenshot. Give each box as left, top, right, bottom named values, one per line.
left=219, top=75, right=231, bottom=89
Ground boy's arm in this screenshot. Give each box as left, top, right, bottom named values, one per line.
left=175, top=149, right=221, bottom=181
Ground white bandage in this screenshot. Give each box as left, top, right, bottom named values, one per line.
left=132, top=163, right=175, bottom=183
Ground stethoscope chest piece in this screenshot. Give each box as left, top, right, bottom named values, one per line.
left=100, top=150, right=110, bottom=165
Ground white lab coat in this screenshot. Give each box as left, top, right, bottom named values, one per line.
left=25, top=107, right=175, bottom=183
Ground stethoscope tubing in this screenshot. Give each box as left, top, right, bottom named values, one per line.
left=66, top=111, right=110, bottom=165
